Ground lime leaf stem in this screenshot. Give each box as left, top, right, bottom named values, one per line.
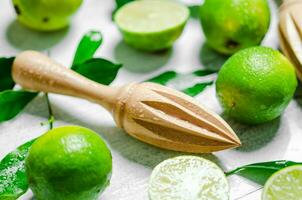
left=44, top=93, right=54, bottom=130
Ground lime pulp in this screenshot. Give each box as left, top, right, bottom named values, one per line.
left=262, top=165, right=302, bottom=200
left=114, top=0, right=189, bottom=51
left=148, top=156, right=229, bottom=200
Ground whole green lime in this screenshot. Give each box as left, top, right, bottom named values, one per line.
left=114, top=0, right=189, bottom=51
left=216, top=47, right=297, bottom=124
left=200, top=0, right=270, bottom=55
left=25, top=126, right=112, bottom=200
left=12, top=0, right=83, bottom=31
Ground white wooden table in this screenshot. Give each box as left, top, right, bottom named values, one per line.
left=1, top=0, right=301, bottom=199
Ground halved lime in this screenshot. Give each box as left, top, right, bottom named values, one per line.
left=148, top=156, right=229, bottom=200
left=262, top=165, right=302, bottom=200
left=114, top=0, right=189, bottom=51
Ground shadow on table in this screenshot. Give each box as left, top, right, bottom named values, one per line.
left=24, top=94, right=53, bottom=119
left=223, top=115, right=281, bottom=152
left=274, top=0, right=282, bottom=6
left=114, top=40, right=172, bottom=73
left=6, top=20, right=68, bottom=51
left=294, top=82, right=302, bottom=108
left=27, top=97, right=222, bottom=169
left=199, top=43, right=229, bottom=72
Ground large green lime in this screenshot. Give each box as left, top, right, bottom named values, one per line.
left=216, top=47, right=297, bottom=124
left=12, top=0, right=83, bottom=31
left=262, top=165, right=302, bottom=200
left=148, top=156, right=229, bottom=200
left=25, top=126, right=112, bottom=200
left=200, top=0, right=270, bottom=55
left=114, top=0, right=189, bottom=51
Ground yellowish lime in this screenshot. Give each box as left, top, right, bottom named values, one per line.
left=262, top=165, right=302, bottom=200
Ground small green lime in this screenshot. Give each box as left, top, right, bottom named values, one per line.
left=12, top=0, right=83, bottom=31
left=114, top=0, right=189, bottom=51
left=216, top=46, right=297, bottom=124
left=200, top=0, right=270, bottom=55
left=262, top=165, right=302, bottom=200
left=25, top=126, right=112, bottom=200
left=148, top=156, right=229, bottom=200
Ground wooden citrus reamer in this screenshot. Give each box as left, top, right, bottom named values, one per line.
left=279, top=0, right=302, bottom=80
left=12, top=51, right=241, bottom=153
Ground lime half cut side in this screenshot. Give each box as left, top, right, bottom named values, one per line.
left=262, top=165, right=302, bottom=200
left=148, top=156, right=229, bottom=200
left=114, top=0, right=189, bottom=51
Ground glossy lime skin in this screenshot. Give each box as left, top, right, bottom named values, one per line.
left=200, top=0, right=270, bottom=55
left=12, top=0, right=83, bottom=31
left=25, top=126, right=112, bottom=200
left=216, top=47, right=297, bottom=124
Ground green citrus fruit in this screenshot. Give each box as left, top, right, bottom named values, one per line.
left=12, top=0, right=83, bottom=31
left=148, top=156, right=229, bottom=200
left=25, top=126, right=112, bottom=200
left=216, top=46, right=297, bottom=124
left=262, top=165, right=302, bottom=200
left=114, top=0, right=189, bottom=51
left=200, top=0, right=270, bottom=55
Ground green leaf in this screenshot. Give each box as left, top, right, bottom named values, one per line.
left=193, top=70, right=216, bottom=76
left=116, top=0, right=134, bottom=8
left=0, top=57, right=15, bottom=92
left=147, top=70, right=216, bottom=97
left=182, top=82, right=213, bottom=97
left=226, top=160, right=301, bottom=185
left=0, top=90, right=37, bottom=122
left=72, top=31, right=103, bottom=66
left=147, top=71, right=177, bottom=85
left=72, top=58, right=122, bottom=85
left=188, top=5, right=200, bottom=19
left=0, top=139, right=36, bottom=200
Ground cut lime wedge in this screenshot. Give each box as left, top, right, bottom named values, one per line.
left=262, top=165, right=302, bottom=200
left=148, top=156, right=229, bottom=200
left=114, top=0, right=189, bottom=51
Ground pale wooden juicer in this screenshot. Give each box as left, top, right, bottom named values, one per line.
left=279, top=0, right=302, bottom=80
left=12, top=51, right=241, bottom=153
